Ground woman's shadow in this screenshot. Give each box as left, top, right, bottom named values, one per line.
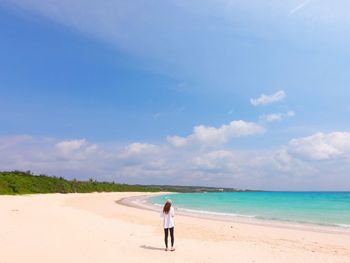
left=140, top=245, right=165, bottom=251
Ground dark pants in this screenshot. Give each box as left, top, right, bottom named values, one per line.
left=164, top=227, right=174, bottom=248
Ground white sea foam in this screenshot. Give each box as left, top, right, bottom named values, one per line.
left=335, top=224, right=350, bottom=228
left=176, top=207, right=256, bottom=218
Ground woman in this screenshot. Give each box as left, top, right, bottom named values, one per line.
left=161, top=199, right=175, bottom=251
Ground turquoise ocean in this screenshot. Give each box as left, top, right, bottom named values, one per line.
left=148, top=192, right=350, bottom=228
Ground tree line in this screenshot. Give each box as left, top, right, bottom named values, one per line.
left=0, top=171, right=161, bottom=194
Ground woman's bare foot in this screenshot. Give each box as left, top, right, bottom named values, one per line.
left=170, top=247, right=175, bottom=251
left=165, top=248, right=168, bottom=251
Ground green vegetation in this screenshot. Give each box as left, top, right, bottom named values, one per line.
left=0, top=171, right=161, bottom=194
left=0, top=171, right=253, bottom=195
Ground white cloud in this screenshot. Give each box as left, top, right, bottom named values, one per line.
left=250, top=90, right=286, bottom=106
left=55, top=139, right=87, bottom=155
left=167, top=120, right=264, bottom=147
left=0, top=135, right=33, bottom=150
left=192, top=150, right=238, bottom=171
left=287, top=132, right=350, bottom=160
left=288, top=0, right=313, bottom=16
left=153, top=112, right=161, bottom=119
left=166, top=136, right=188, bottom=147
left=120, top=142, right=159, bottom=158
left=1, top=133, right=350, bottom=190
left=259, top=110, right=295, bottom=123
left=54, top=139, right=98, bottom=161
left=271, top=148, right=315, bottom=173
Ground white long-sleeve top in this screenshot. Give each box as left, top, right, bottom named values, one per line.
left=160, top=206, right=175, bottom=229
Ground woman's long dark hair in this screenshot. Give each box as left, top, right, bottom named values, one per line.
left=163, top=201, right=171, bottom=214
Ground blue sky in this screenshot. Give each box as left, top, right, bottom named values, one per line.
left=1, top=0, right=350, bottom=190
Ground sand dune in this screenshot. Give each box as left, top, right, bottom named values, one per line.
left=0, top=192, right=349, bottom=263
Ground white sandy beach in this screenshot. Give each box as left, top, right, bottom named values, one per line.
left=1, top=192, right=349, bottom=263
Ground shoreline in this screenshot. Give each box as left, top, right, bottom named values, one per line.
left=1, top=192, right=350, bottom=262
left=118, top=193, right=350, bottom=236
